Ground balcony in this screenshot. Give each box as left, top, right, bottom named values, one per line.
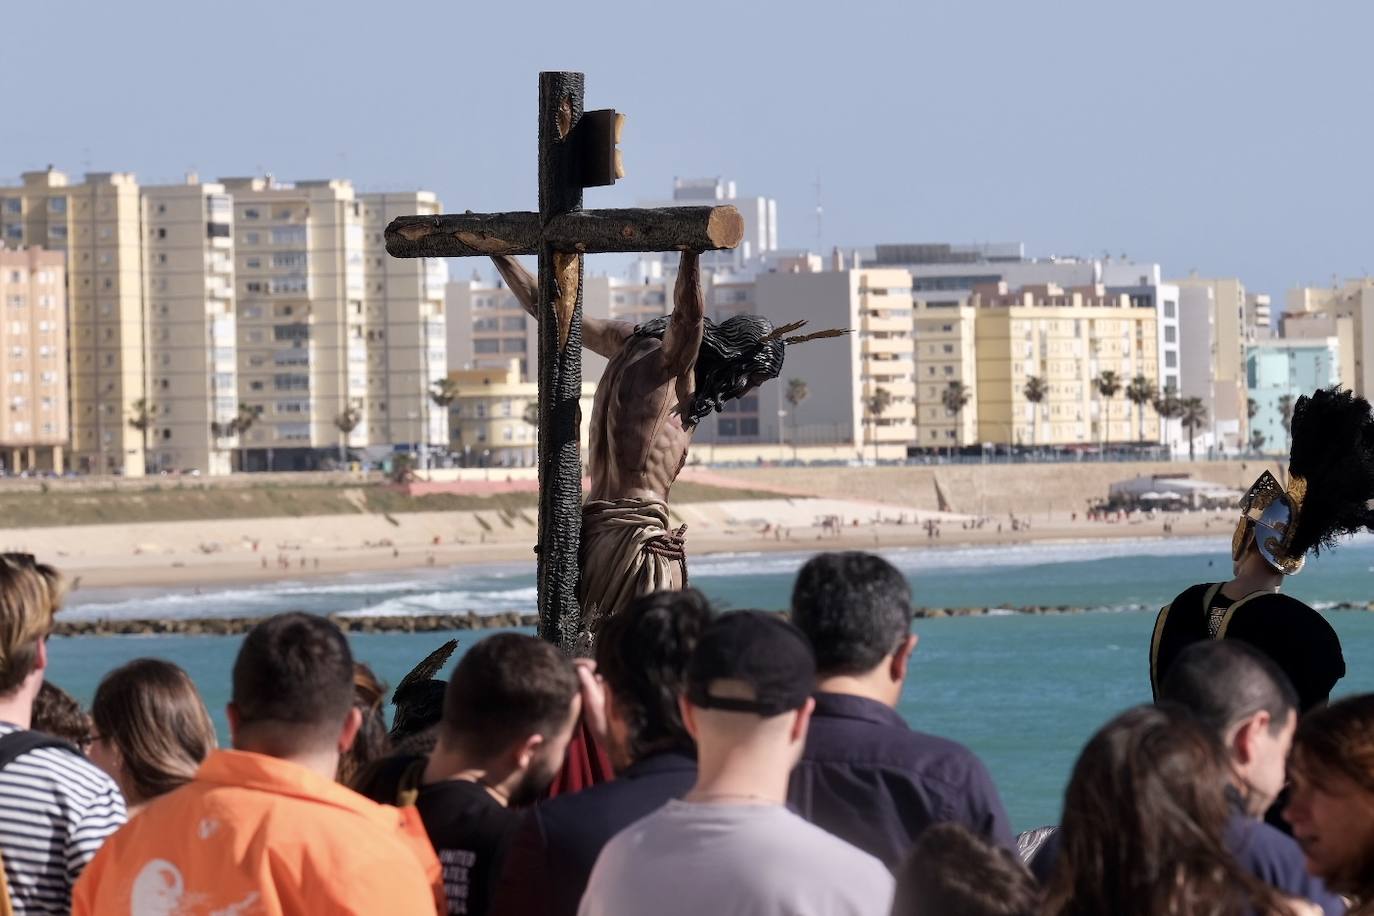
left=861, top=335, right=912, bottom=356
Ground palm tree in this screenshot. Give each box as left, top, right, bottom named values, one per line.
left=333, top=404, right=363, bottom=465
left=1124, top=376, right=1157, bottom=444
left=785, top=378, right=809, bottom=461
left=229, top=403, right=262, bottom=473
left=1278, top=394, right=1296, bottom=453
left=1250, top=429, right=1267, bottom=454
left=128, top=398, right=156, bottom=473
left=1093, top=371, right=1122, bottom=450
left=865, top=386, right=892, bottom=464
left=429, top=377, right=459, bottom=411
left=1247, top=397, right=1259, bottom=423
left=1180, top=396, right=1208, bottom=462
left=1152, top=392, right=1183, bottom=458
left=941, top=381, right=972, bottom=457
left=1023, top=375, right=1047, bottom=448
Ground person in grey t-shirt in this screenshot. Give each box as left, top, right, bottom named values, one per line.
left=578, top=611, right=893, bottom=916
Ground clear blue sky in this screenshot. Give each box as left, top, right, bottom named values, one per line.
left=5, top=0, right=1372, bottom=300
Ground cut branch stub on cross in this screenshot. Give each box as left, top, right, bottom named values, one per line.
left=383, top=71, right=742, bottom=652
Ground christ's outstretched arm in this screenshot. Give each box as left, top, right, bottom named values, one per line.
left=655, top=252, right=705, bottom=383
left=491, top=256, right=635, bottom=359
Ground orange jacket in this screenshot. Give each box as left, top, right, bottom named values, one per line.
left=73, top=749, right=442, bottom=916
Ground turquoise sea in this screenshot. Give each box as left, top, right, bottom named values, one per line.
left=52, top=533, right=1374, bottom=831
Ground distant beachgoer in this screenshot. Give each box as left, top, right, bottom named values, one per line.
left=31, top=681, right=93, bottom=751
left=788, top=552, right=1013, bottom=865
left=1153, top=389, right=1374, bottom=713
left=360, top=635, right=580, bottom=916
left=1286, top=693, right=1374, bottom=913
left=72, top=613, right=442, bottom=916
left=893, top=823, right=1036, bottom=916
left=0, top=555, right=125, bottom=913
left=491, top=588, right=709, bottom=916
left=336, top=663, right=388, bottom=789
left=87, top=659, right=217, bottom=818
left=1041, top=705, right=1304, bottom=916
left=578, top=611, right=893, bottom=916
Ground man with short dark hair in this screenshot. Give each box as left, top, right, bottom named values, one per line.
left=366, top=633, right=581, bottom=916
left=73, top=613, right=441, bottom=916
left=1159, top=641, right=1344, bottom=915
left=788, top=551, right=1014, bottom=866
left=0, top=556, right=124, bottom=915
left=491, top=588, right=710, bottom=916
left=579, top=610, right=893, bottom=916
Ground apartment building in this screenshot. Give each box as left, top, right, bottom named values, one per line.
left=222, top=177, right=366, bottom=471
left=447, top=359, right=595, bottom=467
left=912, top=301, right=978, bottom=448
left=141, top=180, right=237, bottom=475
left=0, top=246, right=67, bottom=471
left=1286, top=281, right=1374, bottom=398
left=1170, top=275, right=1248, bottom=451
left=361, top=192, right=448, bottom=454
left=747, top=266, right=915, bottom=456
left=0, top=169, right=148, bottom=474
left=970, top=283, right=1161, bottom=447
left=1245, top=338, right=1341, bottom=454
left=447, top=270, right=612, bottom=385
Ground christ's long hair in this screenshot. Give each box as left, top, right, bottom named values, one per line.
left=633, top=314, right=785, bottom=425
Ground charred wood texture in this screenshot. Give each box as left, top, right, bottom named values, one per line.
left=385, top=206, right=743, bottom=259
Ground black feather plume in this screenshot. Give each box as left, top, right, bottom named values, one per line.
left=1287, top=386, right=1374, bottom=556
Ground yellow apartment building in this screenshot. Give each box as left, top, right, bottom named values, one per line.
left=969, top=282, right=1160, bottom=447
left=447, top=359, right=595, bottom=467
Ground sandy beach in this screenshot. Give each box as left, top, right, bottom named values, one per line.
left=6, top=502, right=1237, bottom=596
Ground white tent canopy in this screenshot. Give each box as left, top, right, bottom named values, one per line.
left=1108, top=475, right=1241, bottom=509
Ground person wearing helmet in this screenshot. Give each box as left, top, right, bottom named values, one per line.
left=1151, top=387, right=1374, bottom=713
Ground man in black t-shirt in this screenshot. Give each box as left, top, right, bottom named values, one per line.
left=367, top=633, right=581, bottom=916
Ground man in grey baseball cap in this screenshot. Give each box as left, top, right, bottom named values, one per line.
left=578, top=610, right=894, bottom=916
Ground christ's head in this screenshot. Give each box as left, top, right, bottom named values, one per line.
left=633, top=314, right=785, bottom=425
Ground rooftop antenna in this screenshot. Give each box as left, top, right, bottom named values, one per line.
left=814, top=172, right=823, bottom=249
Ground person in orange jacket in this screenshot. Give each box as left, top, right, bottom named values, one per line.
left=73, top=613, right=442, bottom=916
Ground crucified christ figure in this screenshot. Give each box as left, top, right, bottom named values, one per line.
left=493, top=252, right=794, bottom=637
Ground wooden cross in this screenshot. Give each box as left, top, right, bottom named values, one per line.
left=386, top=71, right=743, bottom=649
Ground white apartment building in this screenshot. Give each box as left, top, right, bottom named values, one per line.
left=141, top=180, right=237, bottom=475
left=222, top=177, right=367, bottom=471
left=361, top=192, right=448, bottom=455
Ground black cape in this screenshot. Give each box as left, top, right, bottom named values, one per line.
left=1151, top=583, right=1346, bottom=713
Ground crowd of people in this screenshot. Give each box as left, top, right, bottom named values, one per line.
left=0, top=545, right=1370, bottom=915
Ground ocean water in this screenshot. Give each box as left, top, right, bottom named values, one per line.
left=50, top=533, right=1374, bottom=831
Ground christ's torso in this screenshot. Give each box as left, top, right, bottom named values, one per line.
left=587, top=336, right=694, bottom=503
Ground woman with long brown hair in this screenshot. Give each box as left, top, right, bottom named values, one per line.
left=86, top=659, right=216, bottom=817
left=1286, top=693, right=1374, bottom=913
left=1043, top=704, right=1309, bottom=916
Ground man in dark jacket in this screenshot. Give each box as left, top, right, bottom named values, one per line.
left=788, top=551, right=1015, bottom=866
left=488, top=589, right=710, bottom=916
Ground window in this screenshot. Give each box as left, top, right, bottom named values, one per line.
left=47, top=197, right=66, bottom=214
left=271, top=252, right=308, bottom=269
left=243, top=232, right=260, bottom=245
left=269, top=276, right=308, bottom=294
left=1165, top=351, right=1177, bottom=368
left=1164, top=300, right=1176, bottom=318
left=718, top=419, right=738, bottom=436
left=1, top=199, right=19, bottom=214
left=243, top=208, right=260, bottom=220
left=501, top=316, right=526, bottom=331
left=1164, top=326, right=1176, bottom=343
left=273, top=323, right=310, bottom=342
left=474, top=340, right=500, bottom=354
left=740, top=418, right=759, bottom=436
left=271, top=226, right=307, bottom=245
left=273, top=374, right=310, bottom=391
left=156, top=228, right=166, bottom=239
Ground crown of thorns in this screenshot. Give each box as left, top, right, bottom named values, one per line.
left=757, top=320, right=851, bottom=346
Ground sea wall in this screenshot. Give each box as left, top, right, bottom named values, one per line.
left=713, top=460, right=1267, bottom=517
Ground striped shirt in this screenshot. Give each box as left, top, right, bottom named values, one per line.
left=0, top=724, right=126, bottom=915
